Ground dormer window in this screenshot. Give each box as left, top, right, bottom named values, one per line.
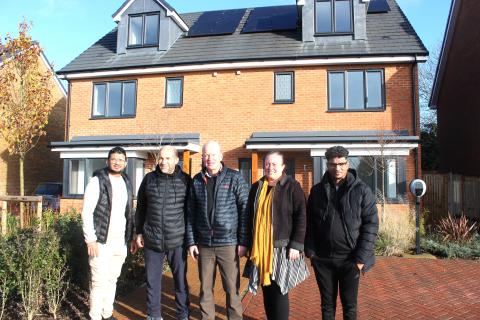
left=315, top=0, right=353, bottom=34
left=128, top=12, right=160, bottom=47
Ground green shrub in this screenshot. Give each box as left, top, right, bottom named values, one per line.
left=51, top=210, right=90, bottom=290
left=0, top=237, right=15, bottom=320
left=422, top=234, right=480, bottom=259
left=6, top=229, right=47, bottom=320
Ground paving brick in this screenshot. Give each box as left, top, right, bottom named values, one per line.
left=113, top=257, right=480, bottom=320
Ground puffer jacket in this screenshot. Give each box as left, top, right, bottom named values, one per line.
left=93, top=167, right=134, bottom=244
left=186, top=165, right=249, bottom=247
left=135, top=165, right=191, bottom=252
left=247, top=174, right=306, bottom=251
left=306, top=169, right=379, bottom=271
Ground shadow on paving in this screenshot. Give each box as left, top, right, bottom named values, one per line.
left=114, top=257, right=247, bottom=320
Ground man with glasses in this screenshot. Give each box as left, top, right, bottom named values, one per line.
left=186, top=141, right=248, bottom=320
left=81, top=146, right=135, bottom=320
left=306, top=146, right=378, bottom=320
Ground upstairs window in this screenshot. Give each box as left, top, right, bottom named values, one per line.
left=315, top=0, right=353, bottom=34
left=165, top=77, right=184, bottom=107
left=274, top=72, right=295, bottom=103
left=92, top=81, right=137, bottom=118
left=328, top=70, right=384, bottom=111
left=128, top=12, right=160, bottom=47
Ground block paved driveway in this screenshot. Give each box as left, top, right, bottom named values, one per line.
left=114, top=257, right=480, bottom=320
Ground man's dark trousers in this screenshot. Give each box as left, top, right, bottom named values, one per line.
left=311, top=257, right=360, bottom=320
left=144, top=246, right=189, bottom=319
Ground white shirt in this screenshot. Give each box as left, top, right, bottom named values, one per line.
left=82, top=174, right=128, bottom=244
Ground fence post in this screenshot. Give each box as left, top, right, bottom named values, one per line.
left=1, top=201, right=7, bottom=236
left=36, top=198, right=43, bottom=231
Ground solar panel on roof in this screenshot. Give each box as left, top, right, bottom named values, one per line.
left=367, top=0, right=391, bottom=13
left=188, top=9, right=246, bottom=37
left=242, top=5, right=298, bottom=34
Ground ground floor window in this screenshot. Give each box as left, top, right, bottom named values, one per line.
left=317, top=156, right=407, bottom=203
left=64, top=158, right=145, bottom=197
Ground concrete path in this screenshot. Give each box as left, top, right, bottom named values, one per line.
left=114, top=257, right=480, bottom=320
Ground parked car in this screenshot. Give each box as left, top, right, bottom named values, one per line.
left=34, top=182, right=62, bottom=212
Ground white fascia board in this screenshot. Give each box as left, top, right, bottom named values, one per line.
left=58, top=55, right=428, bottom=80
left=58, top=150, right=149, bottom=159
left=52, top=143, right=200, bottom=157
left=112, top=0, right=189, bottom=31
left=166, top=10, right=189, bottom=31
left=112, top=0, right=135, bottom=22
left=246, top=142, right=418, bottom=156
left=40, top=51, right=68, bottom=98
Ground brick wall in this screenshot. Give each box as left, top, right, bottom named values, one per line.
left=64, top=63, right=420, bottom=208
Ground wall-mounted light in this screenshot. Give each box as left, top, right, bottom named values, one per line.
left=212, top=72, right=218, bottom=77
left=235, top=70, right=241, bottom=75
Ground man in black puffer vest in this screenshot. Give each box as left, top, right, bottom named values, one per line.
left=134, top=146, right=191, bottom=320
left=186, top=141, right=248, bottom=320
left=81, top=146, right=134, bottom=320
left=306, top=146, right=378, bottom=320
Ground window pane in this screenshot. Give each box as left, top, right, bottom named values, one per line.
left=107, top=82, right=122, bottom=117
left=347, top=71, right=365, bottom=110
left=129, top=16, right=143, bottom=46
left=329, top=72, right=345, bottom=109
left=316, top=1, right=332, bottom=33
left=123, top=82, right=136, bottom=115
left=166, top=78, right=182, bottom=105
left=145, top=14, right=159, bottom=45
left=69, top=159, right=85, bottom=195
left=93, top=84, right=106, bottom=116
left=275, top=73, right=293, bottom=101
left=335, top=0, right=352, bottom=32
left=238, top=159, right=252, bottom=186
left=386, top=159, right=397, bottom=199
left=86, top=159, right=105, bottom=182
left=285, top=159, right=295, bottom=178
left=366, top=71, right=383, bottom=108
left=349, top=157, right=375, bottom=193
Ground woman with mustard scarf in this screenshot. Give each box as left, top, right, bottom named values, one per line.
left=245, top=151, right=310, bottom=320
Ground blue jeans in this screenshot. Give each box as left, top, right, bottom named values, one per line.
left=144, top=246, right=189, bottom=319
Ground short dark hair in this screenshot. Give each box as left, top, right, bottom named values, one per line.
left=325, top=146, right=349, bottom=160
left=108, top=146, right=127, bottom=160
left=263, top=151, right=284, bottom=165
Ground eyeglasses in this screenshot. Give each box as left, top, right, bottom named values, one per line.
left=109, top=158, right=126, bottom=163
left=327, top=162, right=348, bottom=168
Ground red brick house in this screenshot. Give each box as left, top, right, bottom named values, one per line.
left=54, top=0, right=427, bottom=212
left=429, top=0, right=480, bottom=177
left=0, top=48, right=67, bottom=195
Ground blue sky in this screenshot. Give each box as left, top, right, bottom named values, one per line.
left=0, top=0, right=451, bottom=71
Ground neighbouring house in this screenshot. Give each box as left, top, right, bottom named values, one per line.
left=0, top=47, right=67, bottom=196
left=429, top=0, right=480, bottom=177
left=54, top=0, right=427, bottom=213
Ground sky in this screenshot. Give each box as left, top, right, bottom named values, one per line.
left=0, top=0, right=452, bottom=72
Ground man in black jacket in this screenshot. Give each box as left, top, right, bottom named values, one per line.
left=134, top=146, right=191, bottom=320
left=186, top=141, right=248, bottom=320
left=306, top=146, right=378, bottom=320
left=81, top=146, right=134, bottom=320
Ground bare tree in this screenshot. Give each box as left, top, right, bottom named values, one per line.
left=419, top=42, right=441, bottom=127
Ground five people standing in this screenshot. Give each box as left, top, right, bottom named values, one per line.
left=82, top=144, right=378, bottom=320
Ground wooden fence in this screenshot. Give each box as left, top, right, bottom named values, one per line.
left=0, top=195, right=43, bottom=235
left=423, top=173, right=480, bottom=224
